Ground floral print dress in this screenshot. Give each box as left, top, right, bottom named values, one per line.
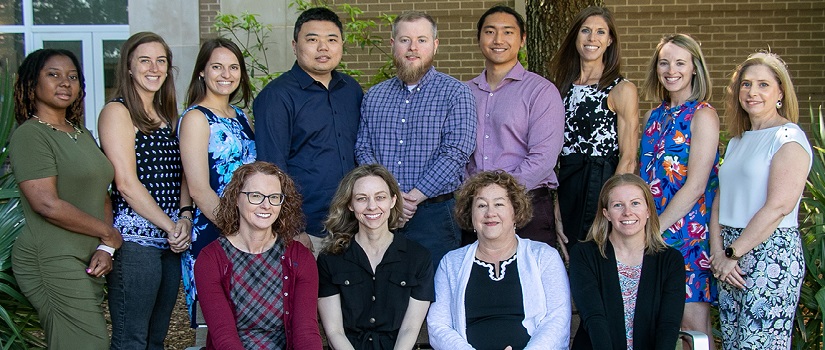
left=179, top=105, right=256, bottom=325
left=640, top=100, right=719, bottom=303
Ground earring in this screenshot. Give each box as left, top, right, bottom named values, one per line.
left=776, top=100, right=783, bottom=109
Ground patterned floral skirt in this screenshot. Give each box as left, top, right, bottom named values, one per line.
left=718, top=226, right=804, bottom=350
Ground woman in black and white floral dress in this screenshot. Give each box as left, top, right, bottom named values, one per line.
left=549, top=6, right=639, bottom=254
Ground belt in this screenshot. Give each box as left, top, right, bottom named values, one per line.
left=529, top=187, right=555, bottom=198
left=421, top=192, right=454, bottom=205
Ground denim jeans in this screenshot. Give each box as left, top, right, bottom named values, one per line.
left=398, top=197, right=460, bottom=269
left=107, top=242, right=181, bottom=350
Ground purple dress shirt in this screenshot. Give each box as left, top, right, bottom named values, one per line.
left=466, top=62, right=565, bottom=190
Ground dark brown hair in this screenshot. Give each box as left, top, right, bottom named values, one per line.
left=454, top=170, right=532, bottom=231
left=14, top=49, right=85, bottom=125
left=215, top=161, right=305, bottom=244
left=185, top=38, right=252, bottom=108
left=549, top=6, right=622, bottom=98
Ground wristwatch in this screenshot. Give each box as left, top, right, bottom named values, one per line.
left=724, top=246, right=741, bottom=260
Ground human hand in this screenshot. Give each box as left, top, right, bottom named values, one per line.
left=86, top=250, right=113, bottom=278
left=504, top=346, right=512, bottom=350
left=556, top=230, right=570, bottom=263
left=102, top=227, right=123, bottom=249
left=709, top=253, right=746, bottom=289
left=168, top=219, right=192, bottom=253
left=400, top=192, right=420, bottom=222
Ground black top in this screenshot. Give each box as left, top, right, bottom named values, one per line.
left=317, top=234, right=435, bottom=350
left=465, top=255, right=530, bottom=350
left=569, top=240, right=684, bottom=350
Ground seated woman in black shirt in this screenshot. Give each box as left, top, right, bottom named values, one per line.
left=317, top=164, right=434, bottom=349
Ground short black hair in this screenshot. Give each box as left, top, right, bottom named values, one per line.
left=293, top=7, right=344, bottom=41
left=476, top=5, right=525, bottom=40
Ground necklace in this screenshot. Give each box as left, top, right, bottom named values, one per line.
left=32, top=115, right=84, bottom=141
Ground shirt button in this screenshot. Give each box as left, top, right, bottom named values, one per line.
left=397, top=161, right=402, bottom=165
left=400, top=281, right=406, bottom=286
left=485, top=113, right=489, bottom=117
left=399, top=140, right=403, bottom=144
left=369, top=318, right=376, bottom=323
left=284, top=276, right=288, bottom=279
left=484, top=156, right=488, bottom=160
left=372, top=296, right=376, bottom=301
left=372, top=276, right=376, bottom=281
left=489, top=93, right=493, bottom=96
left=401, top=118, right=406, bottom=123
left=284, top=292, right=288, bottom=296
left=344, top=280, right=350, bottom=285
left=285, top=311, right=290, bottom=315
left=369, top=337, right=373, bottom=341
left=485, top=135, right=489, bottom=139
left=405, top=100, right=410, bottom=103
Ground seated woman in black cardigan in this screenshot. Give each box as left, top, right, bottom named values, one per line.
left=569, top=173, right=684, bottom=349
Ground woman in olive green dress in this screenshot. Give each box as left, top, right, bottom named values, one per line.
left=9, top=49, right=122, bottom=349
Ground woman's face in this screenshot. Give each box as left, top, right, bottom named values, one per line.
left=656, top=42, right=695, bottom=101
left=35, top=55, right=80, bottom=113
left=129, top=42, right=169, bottom=96
left=237, top=172, right=283, bottom=233
left=472, top=184, right=516, bottom=243
left=349, top=175, right=396, bottom=233
left=603, top=184, right=649, bottom=239
left=200, top=47, right=241, bottom=98
left=738, top=64, right=783, bottom=120
left=575, top=15, right=612, bottom=64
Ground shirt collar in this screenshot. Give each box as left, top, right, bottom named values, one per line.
left=290, top=61, right=345, bottom=90
left=393, top=65, right=437, bottom=90
left=470, top=61, right=526, bottom=92
left=343, top=232, right=408, bottom=267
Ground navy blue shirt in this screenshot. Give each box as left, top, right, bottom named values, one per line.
left=254, top=62, right=363, bottom=236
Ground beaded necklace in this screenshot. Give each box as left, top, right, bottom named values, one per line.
left=32, top=115, right=83, bottom=141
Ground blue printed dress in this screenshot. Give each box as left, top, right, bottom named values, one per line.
left=640, top=100, right=719, bottom=303
left=179, top=105, right=256, bottom=324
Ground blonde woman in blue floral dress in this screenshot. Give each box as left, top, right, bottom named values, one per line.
left=178, top=38, right=256, bottom=325
left=710, top=52, right=810, bottom=350
left=640, top=34, right=719, bottom=348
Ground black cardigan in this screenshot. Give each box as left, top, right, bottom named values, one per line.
left=569, top=240, right=684, bottom=350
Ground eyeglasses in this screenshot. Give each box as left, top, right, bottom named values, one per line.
left=240, top=191, right=286, bottom=206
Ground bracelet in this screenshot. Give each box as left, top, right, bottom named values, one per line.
left=178, top=216, right=193, bottom=223
left=97, top=244, right=116, bottom=257
left=179, top=205, right=195, bottom=215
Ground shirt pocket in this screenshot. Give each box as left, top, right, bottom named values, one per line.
left=388, top=272, right=419, bottom=290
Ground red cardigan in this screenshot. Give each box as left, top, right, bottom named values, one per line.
left=194, top=238, right=322, bottom=350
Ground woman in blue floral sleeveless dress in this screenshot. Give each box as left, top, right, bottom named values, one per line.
left=640, top=34, right=720, bottom=347
left=178, top=38, right=256, bottom=325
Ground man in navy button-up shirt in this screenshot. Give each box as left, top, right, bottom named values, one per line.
left=254, top=7, right=363, bottom=252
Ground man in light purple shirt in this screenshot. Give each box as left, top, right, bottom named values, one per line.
left=466, top=5, right=565, bottom=247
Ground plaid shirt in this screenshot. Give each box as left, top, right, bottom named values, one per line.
left=355, top=67, right=477, bottom=197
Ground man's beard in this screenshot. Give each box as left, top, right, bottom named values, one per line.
left=394, top=53, right=433, bottom=84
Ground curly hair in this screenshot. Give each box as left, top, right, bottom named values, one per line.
left=549, top=6, right=622, bottom=99
left=321, top=164, right=404, bottom=255
left=725, top=51, right=798, bottom=138
left=585, top=173, right=667, bottom=258
left=454, top=170, right=532, bottom=232
left=112, top=32, right=178, bottom=134
left=214, top=161, right=305, bottom=244
left=641, top=33, right=712, bottom=103
left=14, top=49, right=85, bottom=125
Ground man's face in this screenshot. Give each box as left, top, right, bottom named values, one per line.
left=292, top=20, right=343, bottom=81
left=391, top=18, right=438, bottom=84
left=478, top=12, right=524, bottom=68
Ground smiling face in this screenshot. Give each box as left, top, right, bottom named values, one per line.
left=738, top=64, right=784, bottom=120
left=603, top=184, right=650, bottom=239
left=656, top=42, right=695, bottom=103
left=575, top=15, right=612, bottom=64
left=237, top=173, right=283, bottom=233
left=292, top=20, right=343, bottom=83
left=349, top=175, right=397, bottom=234
left=129, top=42, right=168, bottom=97
left=35, top=54, right=81, bottom=114
left=200, top=47, right=241, bottom=98
left=392, top=18, right=439, bottom=85
left=478, top=11, right=524, bottom=69
left=471, top=184, right=516, bottom=243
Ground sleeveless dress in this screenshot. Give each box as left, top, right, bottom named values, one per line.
left=640, top=100, right=719, bottom=303
left=179, top=105, right=256, bottom=324
left=558, top=77, right=623, bottom=248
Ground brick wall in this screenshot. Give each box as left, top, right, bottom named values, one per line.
left=200, top=0, right=221, bottom=41
left=606, top=0, right=825, bottom=125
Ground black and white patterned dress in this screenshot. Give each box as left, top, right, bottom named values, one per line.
left=558, top=77, right=624, bottom=249
left=111, top=112, right=183, bottom=249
